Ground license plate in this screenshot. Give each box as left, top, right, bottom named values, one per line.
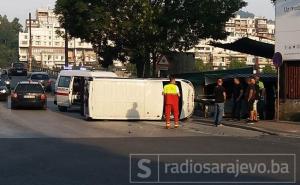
left=24, top=95, right=35, bottom=99
left=17, top=70, right=22, bottom=73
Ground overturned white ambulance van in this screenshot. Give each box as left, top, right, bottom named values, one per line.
left=83, top=78, right=195, bottom=120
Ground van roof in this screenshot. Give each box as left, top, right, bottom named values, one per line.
left=58, top=70, right=118, bottom=78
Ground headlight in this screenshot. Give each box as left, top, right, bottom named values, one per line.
left=0, top=89, right=6, bottom=93
left=5, top=81, right=10, bottom=85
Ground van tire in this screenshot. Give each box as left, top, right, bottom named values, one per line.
left=85, top=116, right=92, bottom=121
left=58, top=106, right=67, bottom=112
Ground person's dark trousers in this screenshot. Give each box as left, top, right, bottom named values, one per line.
left=231, top=99, right=242, bottom=120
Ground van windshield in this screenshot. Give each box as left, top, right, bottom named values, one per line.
left=58, top=76, right=71, bottom=88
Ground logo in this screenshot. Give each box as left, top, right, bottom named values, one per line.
left=129, top=154, right=296, bottom=184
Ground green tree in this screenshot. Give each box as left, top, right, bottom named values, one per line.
left=228, top=60, right=248, bottom=69
left=0, top=15, right=22, bottom=67
left=262, top=64, right=276, bottom=74
left=55, top=0, right=246, bottom=77
left=195, top=59, right=213, bottom=72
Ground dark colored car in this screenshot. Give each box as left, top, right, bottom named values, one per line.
left=9, top=62, right=28, bottom=76
left=0, top=80, right=9, bottom=101
left=1, top=69, right=10, bottom=90
left=11, top=82, right=47, bottom=109
left=28, top=72, right=52, bottom=92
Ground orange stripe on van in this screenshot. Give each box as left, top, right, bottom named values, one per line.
left=56, top=92, right=69, bottom=96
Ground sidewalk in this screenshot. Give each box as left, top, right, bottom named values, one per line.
left=192, top=116, right=300, bottom=138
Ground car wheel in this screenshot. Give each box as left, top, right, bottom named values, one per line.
left=85, top=116, right=92, bottom=121
left=58, top=106, right=67, bottom=112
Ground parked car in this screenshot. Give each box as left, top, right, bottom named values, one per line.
left=28, top=72, right=52, bottom=92
left=0, top=80, right=9, bottom=101
left=1, top=69, right=11, bottom=90
left=11, top=82, right=47, bottom=109
left=9, top=62, right=28, bottom=76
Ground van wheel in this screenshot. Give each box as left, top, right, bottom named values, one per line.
left=58, top=106, right=67, bottom=112
left=85, top=116, right=92, bottom=121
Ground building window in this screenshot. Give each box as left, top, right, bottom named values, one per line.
left=21, top=41, right=28, bottom=45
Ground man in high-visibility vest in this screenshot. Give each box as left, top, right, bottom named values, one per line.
left=163, top=75, right=180, bottom=129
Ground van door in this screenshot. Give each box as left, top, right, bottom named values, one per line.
left=56, top=76, right=72, bottom=106
left=144, top=81, right=164, bottom=120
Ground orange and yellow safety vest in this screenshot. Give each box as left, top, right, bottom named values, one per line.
left=163, top=84, right=179, bottom=95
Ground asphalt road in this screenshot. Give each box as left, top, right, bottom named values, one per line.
left=0, top=97, right=298, bottom=185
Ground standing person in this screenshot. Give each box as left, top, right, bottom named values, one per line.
left=231, top=78, right=244, bottom=121
left=213, top=78, right=226, bottom=127
left=245, top=77, right=256, bottom=124
left=163, top=75, right=180, bottom=129
left=254, top=75, right=266, bottom=121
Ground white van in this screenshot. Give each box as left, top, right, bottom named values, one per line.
left=54, top=70, right=118, bottom=112
left=83, top=78, right=195, bottom=120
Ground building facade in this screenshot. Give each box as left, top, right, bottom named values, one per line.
left=189, top=15, right=275, bottom=71
left=19, top=8, right=97, bottom=69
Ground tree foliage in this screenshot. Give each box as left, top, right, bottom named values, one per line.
left=228, top=60, right=248, bottom=69
left=55, top=0, right=246, bottom=77
left=262, top=64, right=276, bottom=74
left=0, top=15, right=22, bottom=67
left=195, top=59, right=213, bottom=72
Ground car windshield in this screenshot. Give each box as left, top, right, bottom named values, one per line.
left=13, top=63, right=25, bottom=68
left=31, top=74, right=49, bottom=80
left=15, top=84, right=44, bottom=93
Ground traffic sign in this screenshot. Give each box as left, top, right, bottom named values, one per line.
left=273, top=52, right=283, bottom=68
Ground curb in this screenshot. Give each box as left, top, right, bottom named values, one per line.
left=191, top=118, right=300, bottom=137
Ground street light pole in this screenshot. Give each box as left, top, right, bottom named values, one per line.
left=64, top=31, right=69, bottom=67
left=28, top=13, right=32, bottom=72
left=277, top=67, right=280, bottom=121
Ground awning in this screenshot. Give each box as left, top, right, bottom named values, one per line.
left=210, top=37, right=275, bottom=59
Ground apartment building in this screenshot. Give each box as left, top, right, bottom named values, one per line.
left=190, top=14, right=275, bottom=71
left=19, top=8, right=97, bottom=69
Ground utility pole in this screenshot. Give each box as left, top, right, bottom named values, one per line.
left=28, top=13, right=32, bottom=72
left=64, top=31, right=69, bottom=67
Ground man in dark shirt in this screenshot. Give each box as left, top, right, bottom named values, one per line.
left=231, top=78, right=243, bottom=121
left=214, top=78, right=226, bottom=127
left=245, top=77, right=256, bottom=124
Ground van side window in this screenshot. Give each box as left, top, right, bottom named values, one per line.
left=58, top=76, right=71, bottom=88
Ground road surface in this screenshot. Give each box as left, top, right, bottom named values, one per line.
left=0, top=97, right=298, bottom=184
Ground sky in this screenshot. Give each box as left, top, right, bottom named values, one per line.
left=0, top=0, right=275, bottom=26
